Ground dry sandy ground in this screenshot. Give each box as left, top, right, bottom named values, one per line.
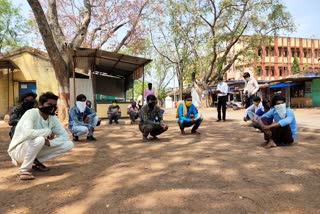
left=0, top=110, right=319, bottom=214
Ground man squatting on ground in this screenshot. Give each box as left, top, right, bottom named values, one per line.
left=69, top=94, right=98, bottom=141
left=257, top=95, right=297, bottom=149
left=9, top=92, right=37, bottom=139
left=139, top=95, right=168, bottom=142
left=177, top=94, right=203, bottom=135
left=243, top=96, right=263, bottom=124
left=107, top=100, right=121, bottom=124
left=127, top=101, right=140, bottom=123
left=7, top=92, right=73, bottom=180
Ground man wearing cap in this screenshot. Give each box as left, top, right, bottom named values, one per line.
left=243, top=72, right=259, bottom=108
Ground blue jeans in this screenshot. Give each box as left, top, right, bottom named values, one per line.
left=108, top=113, right=121, bottom=122
left=71, top=114, right=98, bottom=137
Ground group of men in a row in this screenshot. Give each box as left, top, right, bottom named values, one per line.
left=7, top=74, right=297, bottom=180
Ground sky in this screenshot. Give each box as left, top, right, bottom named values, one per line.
left=12, top=0, right=320, bottom=39
left=282, top=0, right=320, bottom=38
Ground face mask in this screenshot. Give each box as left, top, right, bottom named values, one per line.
left=274, top=103, right=286, bottom=119
left=76, top=101, right=86, bottom=113
left=245, top=77, right=250, bottom=82
left=148, top=86, right=152, bottom=90
left=22, top=101, right=35, bottom=109
left=148, top=102, right=156, bottom=109
left=39, top=105, right=57, bottom=116
left=185, top=100, right=192, bottom=107
left=253, top=101, right=258, bottom=106
left=112, top=103, right=117, bottom=107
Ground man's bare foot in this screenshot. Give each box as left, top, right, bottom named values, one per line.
left=263, top=140, right=277, bottom=149
left=181, top=130, right=186, bottom=135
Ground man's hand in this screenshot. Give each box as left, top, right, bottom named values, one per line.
left=161, top=124, right=168, bottom=130
left=243, top=117, right=248, bottom=122
left=190, top=118, right=195, bottom=123
left=190, top=114, right=194, bottom=119
left=84, top=117, right=89, bottom=124
left=47, top=133, right=55, bottom=140
left=45, top=139, right=50, bottom=146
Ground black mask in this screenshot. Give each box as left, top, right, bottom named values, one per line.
left=22, top=101, right=35, bottom=109
left=148, top=102, right=156, bottom=109
left=39, top=105, right=57, bottom=115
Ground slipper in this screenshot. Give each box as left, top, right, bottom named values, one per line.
left=32, top=164, right=49, bottom=171
left=17, top=171, right=35, bottom=180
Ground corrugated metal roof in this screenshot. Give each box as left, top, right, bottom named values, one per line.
left=73, top=48, right=152, bottom=80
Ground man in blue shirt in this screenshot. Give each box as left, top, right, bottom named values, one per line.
left=69, top=94, right=98, bottom=141
left=177, top=95, right=203, bottom=135
left=258, top=95, right=297, bottom=149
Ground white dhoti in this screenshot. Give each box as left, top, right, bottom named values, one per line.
left=9, top=136, right=73, bottom=172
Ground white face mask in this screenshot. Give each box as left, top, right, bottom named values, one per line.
left=76, top=101, right=86, bottom=113
left=274, top=103, right=286, bottom=119
left=245, top=77, right=250, bottom=82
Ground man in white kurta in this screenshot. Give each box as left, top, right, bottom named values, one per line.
left=7, top=92, right=73, bottom=180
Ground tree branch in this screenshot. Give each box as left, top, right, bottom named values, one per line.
left=113, top=0, right=148, bottom=52
left=70, top=0, right=91, bottom=48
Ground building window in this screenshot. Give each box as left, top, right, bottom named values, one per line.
left=265, top=47, right=269, bottom=56
left=279, top=67, right=283, bottom=76
left=283, top=48, right=288, bottom=57
left=271, top=68, right=274, bottom=76
left=270, top=47, right=274, bottom=56
left=278, top=47, right=282, bottom=57
left=303, top=48, right=307, bottom=58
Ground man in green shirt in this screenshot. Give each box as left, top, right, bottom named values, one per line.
left=139, top=95, right=168, bottom=142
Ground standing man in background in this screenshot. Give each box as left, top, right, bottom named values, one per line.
left=243, top=72, right=259, bottom=108
left=144, top=83, right=155, bottom=101
left=215, top=77, right=228, bottom=122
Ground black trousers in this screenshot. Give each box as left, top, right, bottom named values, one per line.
left=261, top=118, right=294, bottom=146
left=217, top=96, right=227, bottom=120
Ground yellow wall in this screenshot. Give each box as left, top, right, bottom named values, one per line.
left=96, top=103, right=130, bottom=119
left=0, top=52, right=59, bottom=117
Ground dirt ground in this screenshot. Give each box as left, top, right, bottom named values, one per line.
left=0, top=109, right=319, bottom=214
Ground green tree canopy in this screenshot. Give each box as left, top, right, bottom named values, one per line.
left=292, top=55, right=300, bottom=74
left=0, top=0, right=30, bottom=52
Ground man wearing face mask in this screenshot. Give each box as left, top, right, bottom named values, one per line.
left=69, top=94, right=98, bottom=141
left=257, top=95, right=297, bottom=149
left=107, top=100, right=121, bottom=124
left=243, top=96, right=263, bottom=122
left=139, top=95, right=168, bottom=142
left=177, top=94, right=203, bottom=135
left=9, top=92, right=37, bottom=139
left=7, top=92, right=73, bottom=180
left=243, top=72, right=259, bottom=108
left=215, top=77, right=229, bottom=122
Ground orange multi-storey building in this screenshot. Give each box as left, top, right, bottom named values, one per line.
left=227, top=36, right=320, bottom=81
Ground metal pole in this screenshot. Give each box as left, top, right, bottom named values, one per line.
left=7, top=67, right=9, bottom=112
left=72, top=55, right=76, bottom=105
left=142, top=67, right=145, bottom=101
left=11, top=68, right=14, bottom=106
left=173, top=73, right=176, bottom=102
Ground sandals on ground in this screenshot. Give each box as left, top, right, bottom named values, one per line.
left=17, top=171, right=35, bottom=180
